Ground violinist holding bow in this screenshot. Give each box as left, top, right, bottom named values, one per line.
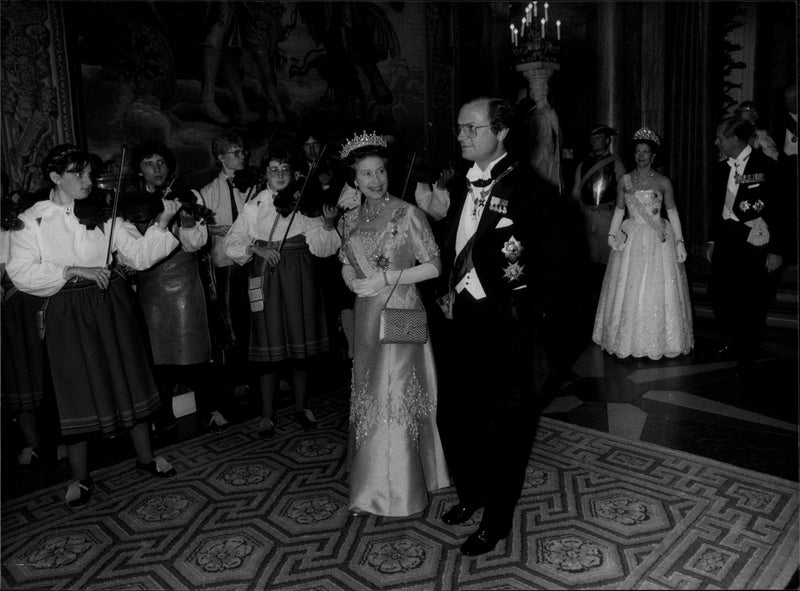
left=223, top=147, right=340, bottom=439
left=129, top=141, right=230, bottom=435
left=6, top=144, right=181, bottom=508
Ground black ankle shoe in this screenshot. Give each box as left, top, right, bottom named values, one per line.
left=442, top=503, right=481, bottom=525
left=460, top=526, right=506, bottom=556
left=136, top=456, right=177, bottom=478
left=66, top=477, right=94, bottom=508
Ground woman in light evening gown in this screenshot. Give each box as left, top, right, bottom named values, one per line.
left=593, top=127, right=694, bottom=359
left=339, top=132, right=450, bottom=517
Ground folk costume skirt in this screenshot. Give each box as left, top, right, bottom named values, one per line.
left=45, top=275, right=160, bottom=437
left=1, top=280, right=45, bottom=412
left=248, top=235, right=329, bottom=362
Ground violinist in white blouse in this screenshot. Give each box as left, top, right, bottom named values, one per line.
left=7, top=144, right=181, bottom=508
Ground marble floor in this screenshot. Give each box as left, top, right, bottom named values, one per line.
left=541, top=318, right=798, bottom=481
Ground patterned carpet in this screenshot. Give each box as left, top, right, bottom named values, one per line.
left=2, top=393, right=797, bottom=590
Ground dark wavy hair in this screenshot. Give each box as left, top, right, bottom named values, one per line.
left=41, top=144, right=91, bottom=187
left=261, top=147, right=296, bottom=170
left=131, top=141, right=176, bottom=174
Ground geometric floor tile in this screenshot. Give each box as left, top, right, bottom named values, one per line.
left=2, top=395, right=797, bottom=590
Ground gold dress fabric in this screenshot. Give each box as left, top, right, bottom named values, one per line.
left=340, top=202, right=451, bottom=516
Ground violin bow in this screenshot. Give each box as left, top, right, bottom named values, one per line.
left=400, top=152, right=417, bottom=202
left=104, top=144, right=127, bottom=268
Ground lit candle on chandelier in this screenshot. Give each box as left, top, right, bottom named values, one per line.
left=540, top=17, right=545, bottom=38
left=526, top=4, right=531, bottom=24
left=556, top=19, right=561, bottom=40
left=509, top=23, right=514, bottom=44
left=544, top=2, right=549, bottom=22
left=521, top=17, right=526, bottom=38
left=533, top=1, right=537, bottom=18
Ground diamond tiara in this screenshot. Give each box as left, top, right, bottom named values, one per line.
left=339, top=131, right=387, bottom=159
left=632, top=126, right=661, bottom=146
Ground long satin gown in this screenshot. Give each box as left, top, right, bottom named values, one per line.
left=593, top=178, right=694, bottom=359
left=340, top=202, right=450, bottom=516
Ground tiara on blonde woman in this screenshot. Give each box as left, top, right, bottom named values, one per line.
left=632, top=127, right=661, bottom=146
left=339, top=131, right=387, bottom=159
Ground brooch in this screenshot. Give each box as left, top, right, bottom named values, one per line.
left=738, top=199, right=764, bottom=213
left=501, top=236, right=523, bottom=262
left=502, top=262, right=525, bottom=282
left=489, top=197, right=508, bottom=214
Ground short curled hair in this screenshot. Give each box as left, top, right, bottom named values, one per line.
left=211, top=132, right=244, bottom=159
left=131, top=141, right=175, bottom=174
left=41, top=144, right=91, bottom=187
left=343, top=144, right=389, bottom=188
left=718, top=117, right=755, bottom=143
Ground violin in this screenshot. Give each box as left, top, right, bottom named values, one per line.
left=273, top=180, right=303, bottom=217
left=73, top=190, right=115, bottom=230
left=149, top=176, right=217, bottom=225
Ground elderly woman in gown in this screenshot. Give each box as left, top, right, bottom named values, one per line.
left=338, top=132, right=450, bottom=517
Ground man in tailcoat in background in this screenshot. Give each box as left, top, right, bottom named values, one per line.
left=435, top=97, right=565, bottom=556
left=705, top=117, right=785, bottom=382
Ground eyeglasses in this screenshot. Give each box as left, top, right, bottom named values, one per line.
left=267, top=166, right=291, bottom=175
left=455, top=124, right=490, bottom=138
left=226, top=149, right=247, bottom=158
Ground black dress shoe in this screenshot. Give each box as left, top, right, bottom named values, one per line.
left=716, top=342, right=734, bottom=359
left=442, top=503, right=481, bottom=525
left=460, top=527, right=505, bottom=556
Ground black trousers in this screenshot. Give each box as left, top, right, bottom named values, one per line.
left=708, top=222, right=773, bottom=365
left=437, top=290, right=541, bottom=536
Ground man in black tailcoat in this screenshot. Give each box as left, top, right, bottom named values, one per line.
left=435, top=97, right=564, bottom=556
left=705, top=117, right=786, bottom=380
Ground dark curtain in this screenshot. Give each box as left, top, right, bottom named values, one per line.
left=665, top=2, right=716, bottom=254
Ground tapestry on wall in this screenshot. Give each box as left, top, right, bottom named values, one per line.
left=65, top=0, right=429, bottom=189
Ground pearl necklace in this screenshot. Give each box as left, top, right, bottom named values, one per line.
left=361, top=195, right=390, bottom=223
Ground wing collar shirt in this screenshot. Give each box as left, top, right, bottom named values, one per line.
left=454, top=152, right=507, bottom=299
left=223, top=186, right=341, bottom=265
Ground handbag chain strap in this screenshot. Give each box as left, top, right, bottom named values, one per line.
left=382, top=269, right=404, bottom=310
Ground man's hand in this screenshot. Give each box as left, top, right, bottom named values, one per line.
left=766, top=253, right=783, bottom=273
left=703, top=242, right=714, bottom=264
